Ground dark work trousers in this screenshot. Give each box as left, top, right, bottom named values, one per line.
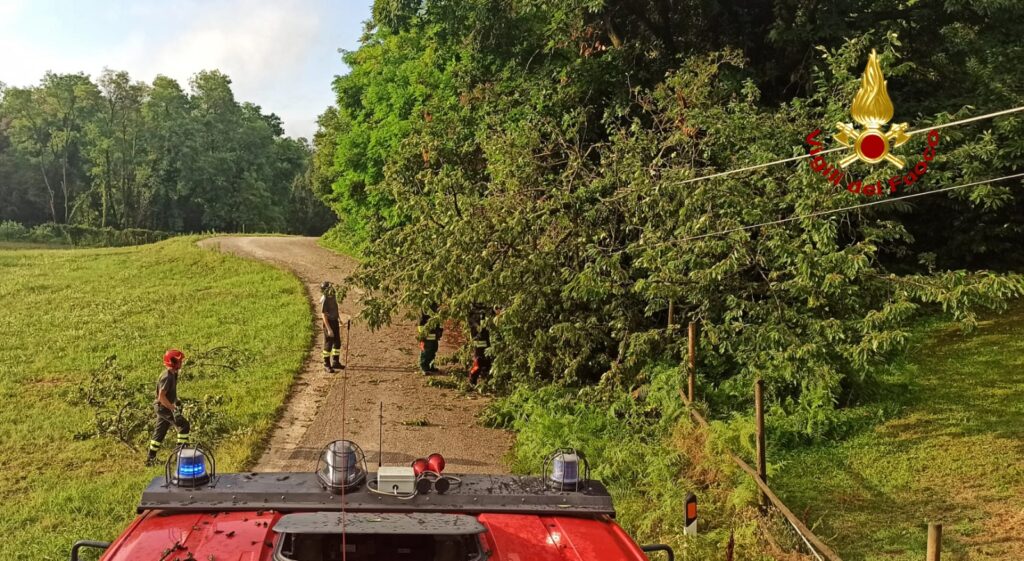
left=149, top=405, right=191, bottom=455
left=469, top=351, right=491, bottom=385
left=419, top=338, right=439, bottom=372
left=324, top=318, right=342, bottom=366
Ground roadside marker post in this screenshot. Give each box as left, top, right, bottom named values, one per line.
left=684, top=492, right=698, bottom=536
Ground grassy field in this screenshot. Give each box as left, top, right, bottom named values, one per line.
left=774, top=306, right=1024, bottom=561
left=0, top=237, right=309, bottom=560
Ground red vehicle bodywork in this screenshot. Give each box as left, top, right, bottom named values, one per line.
left=100, top=510, right=649, bottom=561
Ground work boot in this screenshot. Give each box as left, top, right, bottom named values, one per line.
left=145, top=453, right=158, bottom=467
left=325, top=363, right=335, bottom=373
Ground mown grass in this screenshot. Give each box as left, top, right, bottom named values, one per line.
left=773, top=305, right=1024, bottom=561
left=0, top=237, right=309, bottom=561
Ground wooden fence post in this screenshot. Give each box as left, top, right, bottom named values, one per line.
left=755, top=378, right=767, bottom=508
left=926, top=524, right=942, bottom=561
left=687, top=322, right=696, bottom=402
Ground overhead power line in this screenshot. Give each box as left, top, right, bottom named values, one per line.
left=674, top=105, right=1024, bottom=187
left=668, top=172, right=1024, bottom=244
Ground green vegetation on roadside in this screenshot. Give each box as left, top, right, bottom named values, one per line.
left=0, top=220, right=170, bottom=248
left=773, top=305, right=1024, bottom=561
left=321, top=0, right=1024, bottom=437
left=487, top=366, right=781, bottom=560
left=0, top=238, right=309, bottom=560
left=312, top=5, right=1024, bottom=554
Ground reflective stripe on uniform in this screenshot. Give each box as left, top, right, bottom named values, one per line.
left=330, top=349, right=341, bottom=356
left=322, top=351, right=331, bottom=357
left=473, top=341, right=488, bottom=348
left=149, top=440, right=161, bottom=451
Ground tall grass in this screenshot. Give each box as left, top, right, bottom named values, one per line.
left=772, top=305, right=1024, bottom=561
left=0, top=237, right=309, bottom=560
left=484, top=365, right=777, bottom=560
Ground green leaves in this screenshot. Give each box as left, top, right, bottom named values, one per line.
left=0, top=70, right=326, bottom=234
left=321, top=1, right=1024, bottom=432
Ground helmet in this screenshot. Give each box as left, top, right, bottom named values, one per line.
left=163, top=349, right=185, bottom=369
left=320, top=281, right=332, bottom=292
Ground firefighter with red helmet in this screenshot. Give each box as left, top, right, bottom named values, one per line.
left=146, top=349, right=192, bottom=466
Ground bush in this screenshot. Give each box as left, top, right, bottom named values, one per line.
left=0, top=220, right=29, bottom=241
left=484, top=366, right=774, bottom=559
left=0, top=221, right=170, bottom=247
left=27, top=222, right=70, bottom=244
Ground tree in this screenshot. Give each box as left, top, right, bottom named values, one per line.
left=3, top=73, right=100, bottom=223
left=141, top=75, right=194, bottom=231
left=88, top=69, right=150, bottom=228
left=319, top=0, right=1024, bottom=432
left=0, top=69, right=325, bottom=235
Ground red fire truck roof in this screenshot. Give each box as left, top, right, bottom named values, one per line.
left=99, top=510, right=649, bottom=561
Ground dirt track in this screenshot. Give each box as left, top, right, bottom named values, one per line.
left=198, top=236, right=511, bottom=473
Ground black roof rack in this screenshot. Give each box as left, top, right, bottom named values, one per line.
left=139, top=472, right=616, bottom=518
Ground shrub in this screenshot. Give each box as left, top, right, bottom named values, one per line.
left=484, top=366, right=771, bottom=559
left=0, top=221, right=170, bottom=247
left=0, top=220, right=29, bottom=241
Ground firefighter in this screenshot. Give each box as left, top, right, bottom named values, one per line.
left=320, top=281, right=345, bottom=373
left=468, top=306, right=492, bottom=386
left=417, top=311, right=442, bottom=374
left=146, top=349, right=191, bottom=466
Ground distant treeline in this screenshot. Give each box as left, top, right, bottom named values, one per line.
left=0, top=70, right=334, bottom=235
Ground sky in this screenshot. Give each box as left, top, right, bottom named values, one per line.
left=0, top=0, right=373, bottom=139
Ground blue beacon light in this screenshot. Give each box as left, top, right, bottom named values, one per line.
left=173, top=448, right=210, bottom=486
left=178, top=454, right=207, bottom=477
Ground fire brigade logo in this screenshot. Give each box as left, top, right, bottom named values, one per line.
left=834, top=50, right=910, bottom=168
left=804, top=49, right=940, bottom=196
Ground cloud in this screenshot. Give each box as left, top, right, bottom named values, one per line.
left=147, top=0, right=320, bottom=94
left=0, top=0, right=356, bottom=138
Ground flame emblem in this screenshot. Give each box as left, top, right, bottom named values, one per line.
left=834, top=50, right=909, bottom=168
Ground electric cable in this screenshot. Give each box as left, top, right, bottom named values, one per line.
left=340, top=320, right=349, bottom=560
left=661, top=172, right=1024, bottom=244
left=669, top=105, right=1024, bottom=187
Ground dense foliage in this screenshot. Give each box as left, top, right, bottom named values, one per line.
left=317, top=0, right=1024, bottom=433
left=0, top=220, right=169, bottom=247
left=0, top=70, right=334, bottom=235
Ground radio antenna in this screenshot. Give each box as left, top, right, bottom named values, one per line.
left=378, top=401, right=384, bottom=469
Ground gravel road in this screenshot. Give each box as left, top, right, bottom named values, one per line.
left=198, top=236, right=512, bottom=474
